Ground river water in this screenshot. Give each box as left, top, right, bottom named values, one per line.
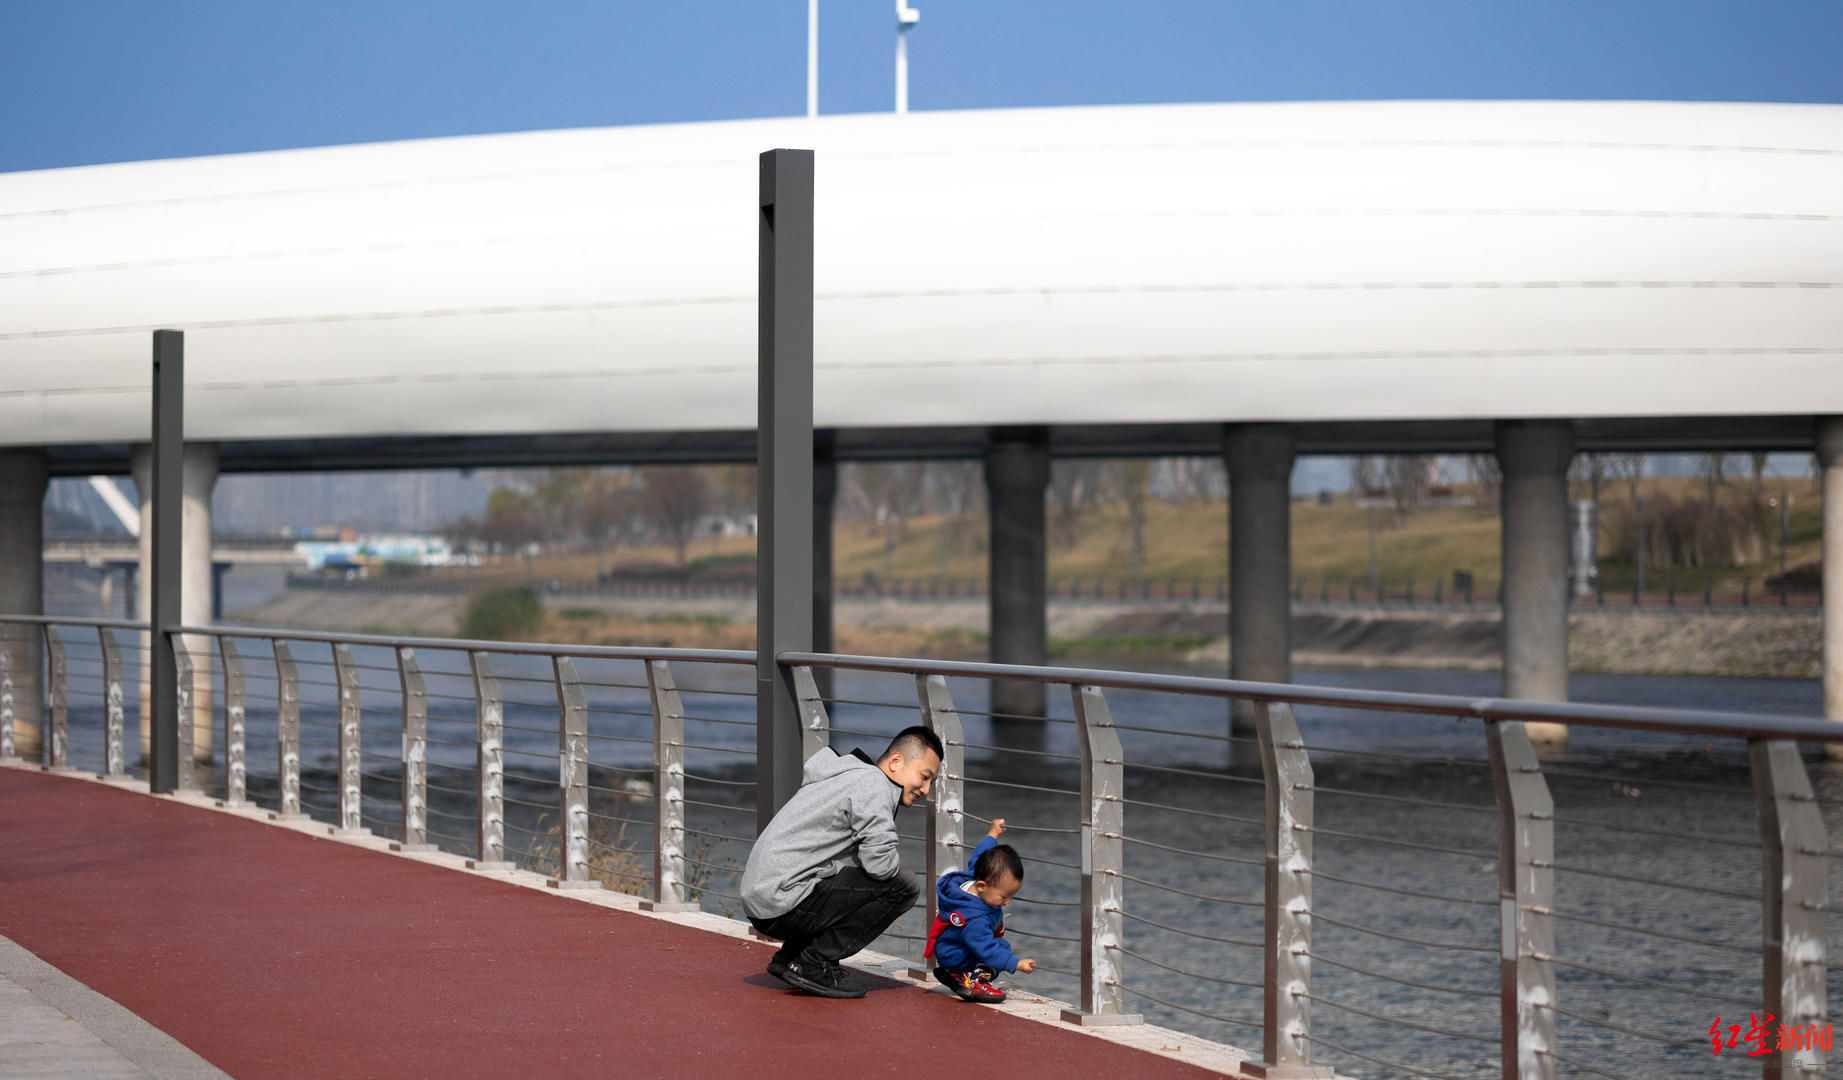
left=46, top=639, right=1832, bottom=1080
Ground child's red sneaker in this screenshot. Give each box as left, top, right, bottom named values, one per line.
left=934, top=966, right=1005, bottom=1003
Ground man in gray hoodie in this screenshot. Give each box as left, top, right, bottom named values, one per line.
left=741, top=725, right=942, bottom=998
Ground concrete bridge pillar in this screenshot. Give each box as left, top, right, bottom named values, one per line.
left=811, top=436, right=837, bottom=702
left=133, top=442, right=218, bottom=764
left=1225, top=424, right=1296, bottom=738
left=0, top=449, right=49, bottom=759
left=1819, top=417, right=1843, bottom=757
left=1496, top=420, right=1572, bottom=747
left=985, top=427, right=1050, bottom=750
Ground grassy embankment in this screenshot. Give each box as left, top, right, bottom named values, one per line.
left=433, top=477, right=1821, bottom=669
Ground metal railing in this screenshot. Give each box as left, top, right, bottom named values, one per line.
left=1, top=614, right=1833, bottom=1080
left=270, top=570, right=1822, bottom=613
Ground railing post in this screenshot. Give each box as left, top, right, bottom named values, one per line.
left=908, top=673, right=965, bottom=980
left=0, top=628, right=14, bottom=763
left=642, top=659, right=698, bottom=912
left=549, top=657, right=598, bottom=889
left=216, top=635, right=251, bottom=805
left=1750, top=739, right=1828, bottom=1080
left=1241, top=701, right=1333, bottom=1079
left=1487, top=719, right=1558, bottom=1080
left=43, top=625, right=68, bottom=771
left=393, top=648, right=435, bottom=851
left=1062, top=684, right=1141, bottom=1026
left=331, top=643, right=367, bottom=834
left=100, top=627, right=125, bottom=778
left=271, top=640, right=305, bottom=820
left=173, top=633, right=197, bottom=791
left=468, top=651, right=513, bottom=870
left=792, top=665, right=829, bottom=761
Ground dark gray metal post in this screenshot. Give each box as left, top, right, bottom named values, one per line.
left=986, top=428, right=1051, bottom=750
left=757, top=147, right=815, bottom=830
left=149, top=330, right=184, bottom=792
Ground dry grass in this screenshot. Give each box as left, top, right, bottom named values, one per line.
left=436, top=477, right=1823, bottom=591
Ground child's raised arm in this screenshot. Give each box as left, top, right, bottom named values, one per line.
left=986, top=818, right=1006, bottom=839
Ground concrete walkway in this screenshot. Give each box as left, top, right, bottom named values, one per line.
left=0, top=937, right=227, bottom=1080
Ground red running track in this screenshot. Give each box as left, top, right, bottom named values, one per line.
left=0, top=768, right=1221, bottom=1079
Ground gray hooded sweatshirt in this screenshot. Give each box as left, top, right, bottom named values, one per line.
left=740, top=747, right=904, bottom=919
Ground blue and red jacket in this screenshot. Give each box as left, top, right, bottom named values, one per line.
left=922, top=835, right=1017, bottom=974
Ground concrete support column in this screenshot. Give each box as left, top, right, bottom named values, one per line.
left=812, top=435, right=837, bottom=702
left=133, top=442, right=218, bottom=763
left=1225, top=425, right=1296, bottom=738
left=0, top=450, right=49, bottom=759
left=985, top=428, right=1050, bottom=750
left=1818, top=417, right=1843, bottom=757
left=1495, top=420, right=1573, bottom=747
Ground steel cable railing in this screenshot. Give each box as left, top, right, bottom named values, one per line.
left=6, top=619, right=1836, bottom=1080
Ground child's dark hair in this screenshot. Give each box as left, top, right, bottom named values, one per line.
left=974, top=843, right=1024, bottom=885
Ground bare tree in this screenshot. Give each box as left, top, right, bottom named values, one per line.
left=1466, top=454, right=1503, bottom=513
left=1385, top=455, right=1433, bottom=520
left=1120, top=460, right=1151, bottom=579
left=1048, top=460, right=1105, bottom=548
left=1700, top=452, right=1727, bottom=505
left=1351, top=455, right=1385, bottom=497
left=641, top=467, right=711, bottom=566
left=1749, top=451, right=1770, bottom=494
left=580, top=472, right=637, bottom=574
left=479, top=488, right=542, bottom=550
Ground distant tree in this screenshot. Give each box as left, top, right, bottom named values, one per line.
left=1749, top=451, right=1770, bottom=494
left=1120, top=460, right=1150, bottom=579
left=532, top=469, right=588, bottom=541
left=1048, top=460, right=1105, bottom=549
left=581, top=473, right=637, bottom=573
left=642, top=467, right=711, bottom=566
left=443, top=515, right=481, bottom=549
left=479, top=488, right=542, bottom=550
left=1385, top=455, right=1433, bottom=521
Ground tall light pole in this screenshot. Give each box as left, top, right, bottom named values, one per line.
left=807, top=0, right=818, bottom=117
left=896, top=1, right=919, bottom=113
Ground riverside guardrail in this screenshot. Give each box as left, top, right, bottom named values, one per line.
left=281, top=570, right=1821, bottom=614
left=0, top=614, right=1833, bottom=1080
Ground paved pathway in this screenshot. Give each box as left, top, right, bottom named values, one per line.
left=0, top=768, right=1234, bottom=1079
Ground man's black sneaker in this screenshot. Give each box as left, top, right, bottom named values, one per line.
left=766, top=948, right=798, bottom=984
left=780, top=959, right=867, bottom=999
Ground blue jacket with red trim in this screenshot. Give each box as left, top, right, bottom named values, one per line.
left=923, top=835, right=1017, bottom=974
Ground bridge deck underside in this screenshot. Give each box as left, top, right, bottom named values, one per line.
left=40, top=413, right=1818, bottom=475
left=0, top=768, right=1219, bottom=1080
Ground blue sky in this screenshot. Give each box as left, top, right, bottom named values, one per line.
left=3, top=1, right=1841, bottom=173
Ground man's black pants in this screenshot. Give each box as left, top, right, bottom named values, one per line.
left=749, top=867, right=919, bottom=968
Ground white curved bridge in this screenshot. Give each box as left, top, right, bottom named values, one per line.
left=1, top=99, right=1838, bottom=471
